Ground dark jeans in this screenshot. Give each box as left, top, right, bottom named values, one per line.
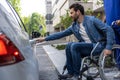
left=65, top=42, right=103, bottom=76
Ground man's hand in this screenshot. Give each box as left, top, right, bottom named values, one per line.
left=116, top=20, right=120, bottom=26
left=103, top=49, right=112, bottom=56
left=36, top=37, right=45, bottom=43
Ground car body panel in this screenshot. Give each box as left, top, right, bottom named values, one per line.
left=0, top=0, right=39, bottom=80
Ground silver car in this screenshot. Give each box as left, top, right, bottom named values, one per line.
left=0, top=0, right=39, bottom=80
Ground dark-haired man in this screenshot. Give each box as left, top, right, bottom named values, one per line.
left=37, top=3, right=115, bottom=79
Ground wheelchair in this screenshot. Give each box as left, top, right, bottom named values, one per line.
left=99, top=21, right=120, bottom=80
left=99, top=44, right=120, bottom=80
left=79, top=43, right=120, bottom=80
left=58, top=40, right=120, bottom=80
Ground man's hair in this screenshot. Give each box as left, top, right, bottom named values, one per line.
left=69, top=3, right=84, bottom=15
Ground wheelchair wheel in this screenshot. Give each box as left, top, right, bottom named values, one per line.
left=99, top=48, right=119, bottom=80
left=81, top=57, right=100, bottom=79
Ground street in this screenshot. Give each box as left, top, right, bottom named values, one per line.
left=36, top=45, right=59, bottom=80
left=35, top=39, right=67, bottom=80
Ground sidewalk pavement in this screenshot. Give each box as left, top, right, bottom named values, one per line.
left=42, top=44, right=67, bottom=74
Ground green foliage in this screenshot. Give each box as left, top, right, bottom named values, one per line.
left=8, top=0, right=21, bottom=15
left=22, top=13, right=46, bottom=37
left=56, top=45, right=66, bottom=50
left=83, top=0, right=89, bottom=3
left=51, top=44, right=66, bottom=50
left=60, top=10, right=72, bottom=29
left=22, top=16, right=31, bottom=34
left=84, top=0, right=103, bottom=18
left=85, top=8, right=93, bottom=15
left=96, top=0, right=103, bottom=5
left=82, top=0, right=103, bottom=4
left=96, top=13, right=101, bottom=18
left=54, top=23, right=61, bottom=28
left=30, top=13, right=41, bottom=33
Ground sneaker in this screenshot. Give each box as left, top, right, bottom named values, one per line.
left=58, top=73, right=73, bottom=79
left=114, top=72, right=120, bottom=79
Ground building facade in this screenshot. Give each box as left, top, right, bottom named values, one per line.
left=45, top=0, right=54, bottom=34
left=52, top=0, right=103, bottom=28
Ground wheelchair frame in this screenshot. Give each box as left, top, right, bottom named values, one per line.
left=58, top=42, right=120, bottom=80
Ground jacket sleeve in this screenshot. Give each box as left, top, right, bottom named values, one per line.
left=93, top=17, right=115, bottom=50
left=45, top=26, right=73, bottom=41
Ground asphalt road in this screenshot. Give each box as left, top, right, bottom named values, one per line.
left=36, top=45, right=59, bottom=80
left=34, top=39, right=67, bottom=80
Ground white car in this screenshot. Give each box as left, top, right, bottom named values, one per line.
left=0, top=0, right=39, bottom=80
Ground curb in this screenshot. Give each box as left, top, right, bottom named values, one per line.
left=43, top=45, right=67, bottom=74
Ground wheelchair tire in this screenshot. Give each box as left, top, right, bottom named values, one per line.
left=99, top=47, right=120, bottom=80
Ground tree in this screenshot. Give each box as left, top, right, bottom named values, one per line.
left=60, top=10, right=72, bottom=29
left=29, top=13, right=46, bottom=37
left=54, top=10, right=72, bottom=32
left=22, top=13, right=46, bottom=37
left=22, top=16, right=31, bottom=34
left=96, top=0, right=103, bottom=5
left=8, top=0, right=21, bottom=15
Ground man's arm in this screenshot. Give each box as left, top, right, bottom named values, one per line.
left=93, top=17, right=115, bottom=50
left=36, top=37, right=45, bottom=43
left=36, top=26, right=73, bottom=43
left=93, top=17, right=115, bottom=56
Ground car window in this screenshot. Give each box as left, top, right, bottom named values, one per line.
left=0, top=0, right=27, bottom=32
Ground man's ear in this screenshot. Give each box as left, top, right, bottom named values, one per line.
left=77, top=10, right=81, bottom=14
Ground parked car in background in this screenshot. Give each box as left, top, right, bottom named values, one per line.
left=32, top=31, right=41, bottom=39
left=0, top=0, right=39, bottom=80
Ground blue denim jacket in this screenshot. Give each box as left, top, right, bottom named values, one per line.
left=45, top=16, right=115, bottom=50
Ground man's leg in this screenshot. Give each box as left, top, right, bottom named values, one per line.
left=58, top=42, right=74, bottom=79
left=70, top=42, right=93, bottom=76
left=66, top=42, right=74, bottom=75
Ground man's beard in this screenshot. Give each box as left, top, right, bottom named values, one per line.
left=73, top=15, right=79, bottom=22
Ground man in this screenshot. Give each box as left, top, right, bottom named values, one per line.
left=37, top=3, right=115, bottom=79
left=104, top=0, right=120, bottom=78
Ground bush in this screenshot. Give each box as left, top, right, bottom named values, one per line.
left=56, top=45, right=66, bottom=50
left=51, top=44, right=66, bottom=50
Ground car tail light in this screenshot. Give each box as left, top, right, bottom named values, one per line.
left=0, top=32, right=25, bottom=66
